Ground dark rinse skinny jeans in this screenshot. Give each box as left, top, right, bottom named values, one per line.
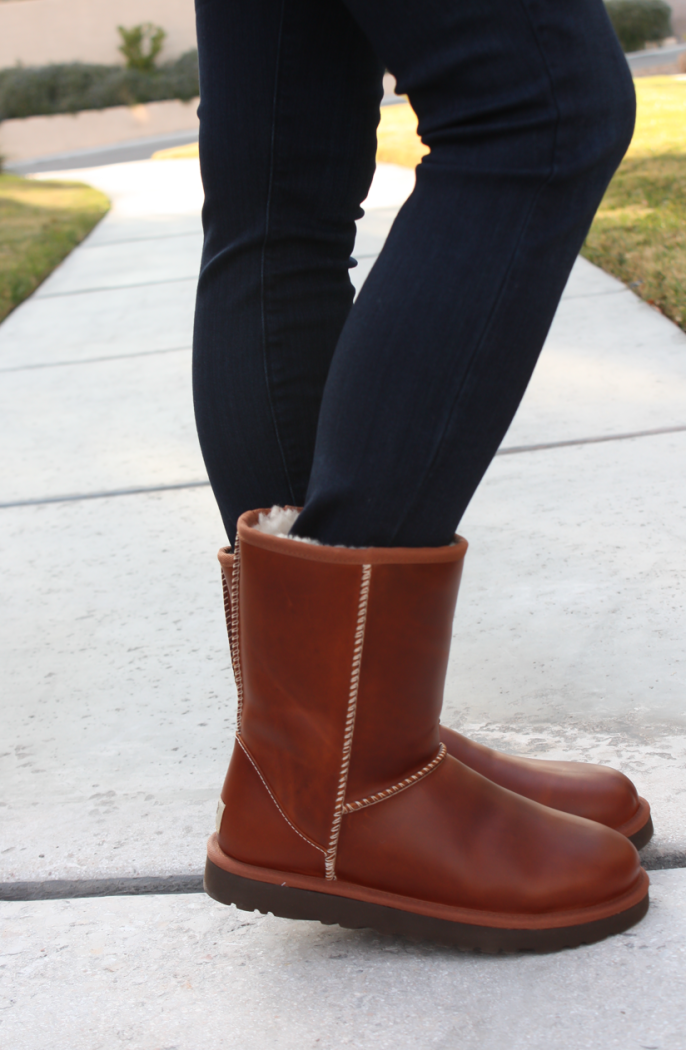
left=193, top=0, right=635, bottom=549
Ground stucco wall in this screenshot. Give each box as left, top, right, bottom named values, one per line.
left=671, top=0, right=686, bottom=36
left=0, top=0, right=196, bottom=68
left=0, top=0, right=684, bottom=73
left=0, top=97, right=199, bottom=162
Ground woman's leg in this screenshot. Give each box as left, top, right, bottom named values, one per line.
left=293, top=0, right=636, bottom=548
left=193, top=0, right=383, bottom=546
left=200, top=0, right=649, bottom=948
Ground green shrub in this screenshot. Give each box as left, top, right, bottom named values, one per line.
left=117, top=23, right=166, bottom=73
left=604, top=0, right=673, bottom=52
left=0, top=51, right=198, bottom=121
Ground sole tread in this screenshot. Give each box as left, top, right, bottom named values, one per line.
left=204, top=857, right=649, bottom=954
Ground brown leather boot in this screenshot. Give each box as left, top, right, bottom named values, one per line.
left=205, top=510, right=648, bottom=950
left=440, top=727, right=652, bottom=849
left=216, top=545, right=652, bottom=849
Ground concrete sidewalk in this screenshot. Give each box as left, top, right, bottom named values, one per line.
left=2, top=870, right=686, bottom=1050
left=1, top=157, right=685, bottom=1048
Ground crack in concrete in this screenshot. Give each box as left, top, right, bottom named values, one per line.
left=0, top=875, right=205, bottom=902
left=497, top=424, right=686, bottom=455
left=0, top=480, right=211, bottom=508
left=2, top=855, right=684, bottom=902
left=35, top=275, right=197, bottom=299
left=0, top=345, right=191, bottom=373
left=3, top=425, right=686, bottom=510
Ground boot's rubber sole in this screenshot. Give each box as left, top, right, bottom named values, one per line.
left=622, top=798, right=653, bottom=851
left=205, top=835, right=649, bottom=953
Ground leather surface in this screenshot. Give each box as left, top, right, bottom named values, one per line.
left=336, top=754, right=643, bottom=912
left=440, top=725, right=641, bottom=830
left=215, top=509, right=645, bottom=922
left=218, top=543, right=645, bottom=836
left=346, top=560, right=462, bottom=802
left=238, top=539, right=363, bottom=846
left=218, top=547, right=234, bottom=575
left=219, top=738, right=326, bottom=877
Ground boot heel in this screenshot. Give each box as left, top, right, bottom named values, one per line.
left=205, top=857, right=365, bottom=928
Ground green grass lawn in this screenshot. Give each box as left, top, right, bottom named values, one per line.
left=582, top=77, right=686, bottom=329
left=583, top=154, right=686, bottom=327
left=0, top=174, right=109, bottom=322
left=376, top=77, right=686, bottom=331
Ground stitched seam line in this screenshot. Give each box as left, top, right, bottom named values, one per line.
left=221, top=563, right=232, bottom=645
left=236, top=734, right=326, bottom=855
left=342, top=743, right=447, bottom=814
left=325, top=564, right=372, bottom=881
left=230, top=537, right=244, bottom=733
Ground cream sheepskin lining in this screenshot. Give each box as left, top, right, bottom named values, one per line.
left=252, top=505, right=455, bottom=550
left=254, top=506, right=321, bottom=544
left=251, top=506, right=453, bottom=554
left=253, top=506, right=366, bottom=548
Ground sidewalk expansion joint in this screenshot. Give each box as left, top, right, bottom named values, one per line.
left=0, top=345, right=191, bottom=373
left=498, top=424, right=686, bottom=456
left=3, top=426, right=685, bottom=511
left=562, top=288, right=633, bottom=300
left=35, top=275, right=198, bottom=299
left=0, top=480, right=211, bottom=509
left=2, top=852, right=684, bottom=901
left=80, top=232, right=201, bottom=250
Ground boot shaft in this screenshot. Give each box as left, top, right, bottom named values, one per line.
left=220, top=508, right=467, bottom=874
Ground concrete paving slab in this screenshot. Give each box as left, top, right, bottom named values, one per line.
left=447, top=430, right=686, bottom=866
left=1, top=488, right=227, bottom=885
left=504, top=267, right=686, bottom=447
left=354, top=205, right=401, bottom=256
left=456, top=436, right=686, bottom=713
left=2, top=870, right=686, bottom=1050
left=350, top=253, right=378, bottom=293
left=38, top=158, right=205, bottom=220
left=85, top=212, right=203, bottom=247
left=0, top=351, right=205, bottom=504
left=353, top=251, right=686, bottom=441
left=562, top=257, right=634, bottom=300
left=2, top=434, right=685, bottom=885
left=34, top=231, right=202, bottom=298
left=361, top=162, right=415, bottom=211
left=0, top=281, right=195, bottom=371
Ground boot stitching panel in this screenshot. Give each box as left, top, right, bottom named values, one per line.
left=325, top=563, right=372, bottom=880
left=235, top=733, right=327, bottom=855
left=342, top=742, right=447, bottom=814
left=229, top=537, right=245, bottom=732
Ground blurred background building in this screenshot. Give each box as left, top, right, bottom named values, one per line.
left=0, top=0, right=196, bottom=68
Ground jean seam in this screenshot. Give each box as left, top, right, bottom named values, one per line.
left=260, top=0, right=297, bottom=505
left=388, top=2, right=562, bottom=545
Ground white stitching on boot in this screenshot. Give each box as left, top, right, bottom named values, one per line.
left=236, top=734, right=327, bottom=855
left=220, top=556, right=232, bottom=645
left=342, top=743, right=447, bottom=814
left=325, top=564, right=372, bottom=881
left=230, top=537, right=245, bottom=734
